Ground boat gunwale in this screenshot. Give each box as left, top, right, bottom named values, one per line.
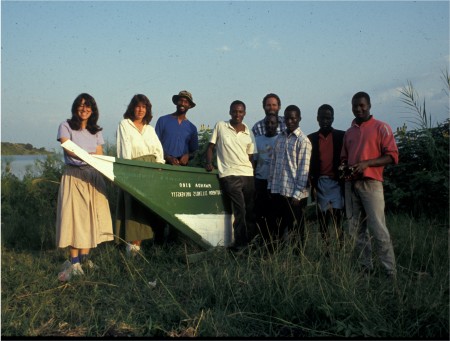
left=114, top=157, right=220, bottom=176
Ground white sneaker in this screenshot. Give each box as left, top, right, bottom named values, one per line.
left=58, top=262, right=84, bottom=282
left=72, top=262, right=84, bottom=276
left=126, top=243, right=141, bottom=257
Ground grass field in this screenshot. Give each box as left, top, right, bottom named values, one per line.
left=1, top=213, right=448, bottom=338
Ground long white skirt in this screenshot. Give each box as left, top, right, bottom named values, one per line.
left=56, top=165, right=114, bottom=249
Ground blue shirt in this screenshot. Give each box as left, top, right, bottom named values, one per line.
left=254, top=134, right=278, bottom=180
left=252, top=116, right=286, bottom=137
left=155, top=114, right=199, bottom=158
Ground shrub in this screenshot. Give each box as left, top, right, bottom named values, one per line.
left=1, top=154, right=64, bottom=250
left=385, top=120, right=449, bottom=218
left=384, top=75, right=449, bottom=220
left=190, top=127, right=216, bottom=168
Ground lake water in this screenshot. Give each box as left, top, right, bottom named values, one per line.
left=1, top=155, right=63, bottom=179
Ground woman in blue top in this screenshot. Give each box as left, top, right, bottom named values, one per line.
left=56, top=93, right=113, bottom=282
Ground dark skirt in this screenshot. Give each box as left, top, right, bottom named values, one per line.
left=114, top=155, right=163, bottom=243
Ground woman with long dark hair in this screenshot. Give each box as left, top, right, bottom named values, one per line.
left=56, top=93, right=113, bottom=281
left=115, top=94, right=165, bottom=256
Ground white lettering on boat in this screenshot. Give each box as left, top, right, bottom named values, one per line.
left=193, top=191, right=208, bottom=197
left=178, top=182, right=212, bottom=189
left=195, top=183, right=212, bottom=188
left=170, top=189, right=222, bottom=198
left=171, top=191, right=192, bottom=198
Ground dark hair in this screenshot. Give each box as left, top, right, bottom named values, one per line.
left=264, top=114, right=279, bottom=128
left=318, top=104, right=334, bottom=116
left=262, top=93, right=281, bottom=107
left=352, top=91, right=371, bottom=105
left=230, top=100, right=246, bottom=111
left=68, top=93, right=102, bottom=134
left=284, top=104, right=301, bottom=117
left=123, top=94, right=153, bottom=124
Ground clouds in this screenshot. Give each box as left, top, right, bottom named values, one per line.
left=248, top=37, right=261, bottom=50
left=377, top=87, right=401, bottom=105
left=216, top=37, right=282, bottom=53
left=216, top=45, right=231, bottom=52
left=248, top=37, right=281, bottom=51
left=267, top=40, right=281, bottom=51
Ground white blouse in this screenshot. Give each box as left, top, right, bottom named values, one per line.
left=116, top=119, right=165, bottom=163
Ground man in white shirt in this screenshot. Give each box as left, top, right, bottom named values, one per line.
left=205, top=100, right=257, bottom=249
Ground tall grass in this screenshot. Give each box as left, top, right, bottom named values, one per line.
left=1, top=211, right=448, bottom=337
left=1, top=152, right=448, bottom=338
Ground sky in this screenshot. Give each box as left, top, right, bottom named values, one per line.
left=1, top=0, right=449, bottom=152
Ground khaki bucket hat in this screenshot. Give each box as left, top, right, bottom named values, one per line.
left=172, top=90, right=196, bottom=108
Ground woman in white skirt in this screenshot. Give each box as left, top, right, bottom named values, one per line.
left=56, top=93, right=113, bottom=281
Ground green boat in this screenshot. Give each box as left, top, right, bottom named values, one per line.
left=61, top=140, right=233, bottom=250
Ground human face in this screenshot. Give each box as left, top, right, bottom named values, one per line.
left=284, top=110, right=300, bottom=133
left=176, top=97, right=191, bottom=114
left=264, top=97, right=280, bottom=117
left=317, top=110, right=334, bottom=133
left=229, top=104, right=246, bottom=125
left=352, top=97, right=371, bottom=124
left=264, top=115, right=278, bottom=137
left=77, top=99, right=92, bottom=122
left=133, top=102, right=147, bottom=122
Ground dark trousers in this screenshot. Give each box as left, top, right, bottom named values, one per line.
left=220, top=176, right=256, bottom=246
left=254, top=178, right=279, bottom=242
left=317, top=208, right=344, bottom=250
left=273, top=194, right=308, bottom=247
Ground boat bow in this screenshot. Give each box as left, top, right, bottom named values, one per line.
left=61, top=140, right=233, bottom=249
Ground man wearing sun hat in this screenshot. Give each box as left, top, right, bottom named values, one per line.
left=155, top=90, right=199, bottom=166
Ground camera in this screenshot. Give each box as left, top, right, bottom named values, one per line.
left=338, top=163, right=359, bottom=181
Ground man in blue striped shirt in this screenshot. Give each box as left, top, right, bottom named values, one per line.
left=268, top=105, right=312, bottom=250
left=251, top=93, right=286, bottom=137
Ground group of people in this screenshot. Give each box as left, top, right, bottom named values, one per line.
left=56, top=90, right=198, bottom=281
left=55, top=90, right=399, bottom=282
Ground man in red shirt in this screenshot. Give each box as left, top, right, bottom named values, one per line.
left=341, top=92, right=399, bottom=279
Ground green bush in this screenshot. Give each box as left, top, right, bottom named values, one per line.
left=384, top=76, right=449, bottom=220
left=385, top=120, right=449, bottom=218
left=189, top=127, right=215, bottom=168
left=1, top=154, right=64, bottom=250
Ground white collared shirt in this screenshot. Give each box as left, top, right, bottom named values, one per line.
left=116, top=119, right=165, bottom=163
left=210, top=121, right=257, bottom=178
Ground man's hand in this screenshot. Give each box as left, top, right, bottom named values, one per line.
left=205, top=163, right=214, bottom=172
left=179, top=153, right=190, bottom=166
left=352, top=160, right=371, bottom=174
left=166, top=155, right=180, bottom=165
